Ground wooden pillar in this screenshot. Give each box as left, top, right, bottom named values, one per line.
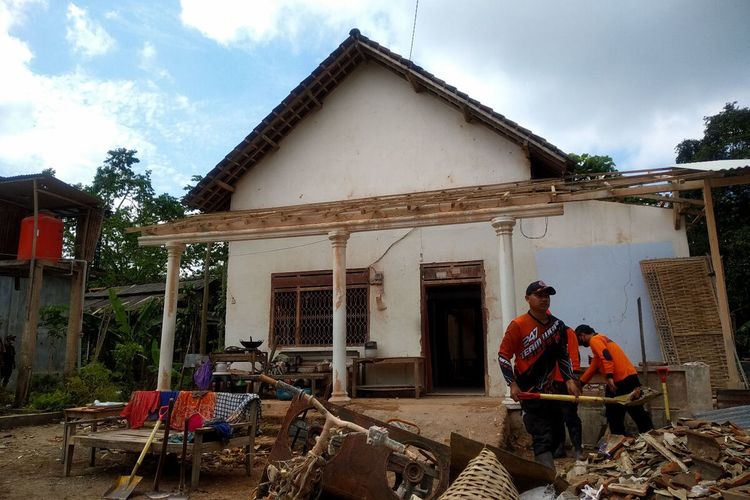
left=64, top=262, right=85, bottom=375
left=15, top=262, right=44, bottom=406
left=199, top=244, right=211, bottom=355
left=157, top=242, right=184, bottom=390
left=703, top=180, right=742, bottom=387
left=328, top=230, right=350, bottom=403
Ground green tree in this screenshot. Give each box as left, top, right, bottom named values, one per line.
left=569, top=153, right=618, bottom=179
left=675, top=102, right=750, bottom=357
left=676, top=102, right=750, bottom=162
left=86, top=149, right=187, bottom=287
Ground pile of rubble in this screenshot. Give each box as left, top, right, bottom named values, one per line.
left=564, top=418, right=750, bottom=499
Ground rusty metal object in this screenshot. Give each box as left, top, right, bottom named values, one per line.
left=264, top=394, right=450, bottom=499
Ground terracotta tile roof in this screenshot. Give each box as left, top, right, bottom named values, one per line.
left=185, top=29, right=574, bottom=213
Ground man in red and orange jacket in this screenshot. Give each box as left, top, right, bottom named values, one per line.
left=498, top=280, right=580, bottom=468
left=576, top=324, right=653, bottom=435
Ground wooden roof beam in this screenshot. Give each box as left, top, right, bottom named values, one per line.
left=214, top=179, right=235, bottom=193
left=405, top=71, right=425, bottom=93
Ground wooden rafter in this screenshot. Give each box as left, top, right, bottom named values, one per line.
left=131, top=167, right=739, bottom=246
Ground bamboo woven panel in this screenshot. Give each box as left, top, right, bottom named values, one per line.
left=439, top=447, right=519, bottom=499
left=640, top=256, right=729, bottom=388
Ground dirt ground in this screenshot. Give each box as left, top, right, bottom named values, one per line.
left=0, top=396, right=506, bottom=499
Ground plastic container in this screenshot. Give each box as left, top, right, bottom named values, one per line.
left=17, top=214, right=64, bottom=261
left=364, top=341, right=378, bottom=359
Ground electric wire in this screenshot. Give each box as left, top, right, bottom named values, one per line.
left=409, top=0, right=420, bottom=60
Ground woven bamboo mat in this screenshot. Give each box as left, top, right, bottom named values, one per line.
left=640, top=256, right=729, bottom=389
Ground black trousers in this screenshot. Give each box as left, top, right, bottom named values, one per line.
left=551, top=381, right=582, bottom=450
left=520, top=398, right=563, bottom=456
left=605, top=374, right=654, bottom=435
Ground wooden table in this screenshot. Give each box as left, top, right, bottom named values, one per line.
left=62, top=404, right=125, bottom=461
left=351, top=357, right=424, bottom=398
left=210, top=350, right=269, bottom=373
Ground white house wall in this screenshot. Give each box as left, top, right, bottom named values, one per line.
left=230, top=62, right=529, bottom=210
left=221, top=59, right=689, bottom=397
left=224, top=199, right=688, bottom=397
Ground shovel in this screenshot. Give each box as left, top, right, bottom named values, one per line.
left=146, top=399, right=176, bottom=499
left=104, top=405, right=169, bottom=499
left=518, top=387, right=660, bottom=407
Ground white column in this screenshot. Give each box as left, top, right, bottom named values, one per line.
left=328, top=230, right=351, bottom=403
left=492, top=216, right=517, bottom=327
left=158, top=242, right=184, bottom=390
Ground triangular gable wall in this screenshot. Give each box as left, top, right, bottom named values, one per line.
left=231, top=62, right=530, bottom=210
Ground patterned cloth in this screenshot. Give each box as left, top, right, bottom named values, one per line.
left=170, top=391, right=216, bottom=430
left=214, top=392, right=262, bottom=424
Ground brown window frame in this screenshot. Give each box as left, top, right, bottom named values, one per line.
left=270, top=269, right=370, bottom=347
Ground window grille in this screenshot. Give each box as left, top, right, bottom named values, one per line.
left=271, top=270, right=369, bottom=347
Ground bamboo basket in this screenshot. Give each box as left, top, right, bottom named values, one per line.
left=439, top=447, right=519, bottom=499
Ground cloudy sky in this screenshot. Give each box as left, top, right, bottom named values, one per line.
left=1, top=0, right=748, bottom=196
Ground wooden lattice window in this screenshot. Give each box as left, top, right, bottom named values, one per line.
left=271, top=269, right=369, bottom=347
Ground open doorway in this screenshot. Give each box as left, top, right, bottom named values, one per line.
left=424, top=283, right=485, bottom=393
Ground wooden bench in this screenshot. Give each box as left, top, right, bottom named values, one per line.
left=63, top=393, right=260, bottom=489
left=351, top=357, right=425, bottom=398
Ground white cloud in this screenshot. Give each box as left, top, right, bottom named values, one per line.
left=178, top=0, right=750, bottom=170
left=0, top=1, right=197, bottom=193
left=65, top=2, right=115, bottom=58
left=179, top=0, right=408, bottom=49
left=139, top=41, right=171, bottom=80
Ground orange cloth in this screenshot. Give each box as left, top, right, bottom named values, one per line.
left=120, top=390, right=159, bottom=429
left=553, top=327, right=580, bottom=382
left=580, top=334, right=637, bottom=384
left=170, top=391, right=216, bottom=430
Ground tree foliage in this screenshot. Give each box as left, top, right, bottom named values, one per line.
left=85, top=148, right=187, bottom=287
left=676, top=102, right=750, bottom=163
left=569, top=153, right=618, bottom=179
left=676, top=102, right=750, bottom=357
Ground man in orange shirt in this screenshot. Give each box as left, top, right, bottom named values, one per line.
left=551, top=326, right=583, bottom=459
left=499, top=281, right=580, bottom=468
left=575, top=324, right=653, bottom=435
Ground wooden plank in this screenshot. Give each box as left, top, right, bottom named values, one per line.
left=642, top=434, right=689, bottom=472
left=703, top=180, right=742, bottom=387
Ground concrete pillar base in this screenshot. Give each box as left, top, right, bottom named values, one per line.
left=328, top=394, right=351, bottom=404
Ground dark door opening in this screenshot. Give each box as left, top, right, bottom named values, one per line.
left=426, top=284, right=485, bottom=392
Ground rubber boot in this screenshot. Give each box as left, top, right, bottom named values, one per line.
left=535, top=451, right=555, bottom=469
left=552, top=443, right=566, bottom=459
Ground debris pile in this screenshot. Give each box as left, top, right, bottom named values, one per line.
left=565, top=418, right=750, bottom=499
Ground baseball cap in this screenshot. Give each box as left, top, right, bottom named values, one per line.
left=575, top=324, right=595, bottom=335
left=525, top=280, right=556, bottom=296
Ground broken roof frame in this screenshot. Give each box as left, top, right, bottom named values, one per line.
left=132, top=167, right=747, bottom=246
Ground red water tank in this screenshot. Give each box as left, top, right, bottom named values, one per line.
left=17, top=214, right=64, bottom=261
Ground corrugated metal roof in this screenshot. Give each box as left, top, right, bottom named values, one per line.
left=0, top=174, right=102, bottom=215
left=84, top=279, right=209, bottom=313
left=693, top=405, right=750, bottom=430
left=668, top=159, right=750, bottom=171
